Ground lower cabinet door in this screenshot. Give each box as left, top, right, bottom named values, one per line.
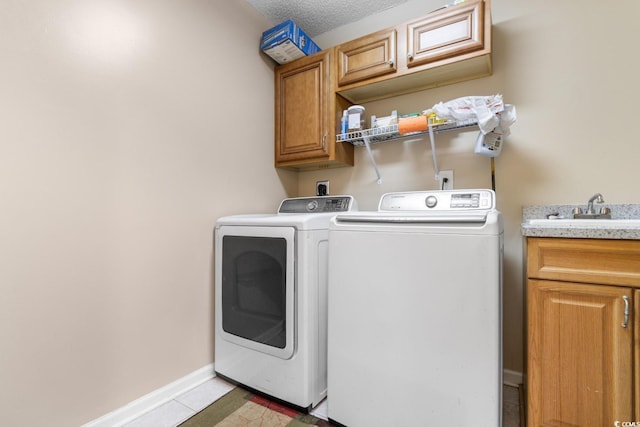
left=528, top=279, right=633, bottom=426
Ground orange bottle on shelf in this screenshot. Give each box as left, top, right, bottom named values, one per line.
left=398, top=115, right=428, bottom=134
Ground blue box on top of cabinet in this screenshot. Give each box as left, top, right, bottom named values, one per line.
left=260, top=20, right=320, bottom=64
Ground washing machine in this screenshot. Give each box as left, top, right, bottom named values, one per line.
left=327, top=189, right=503, bottom=426
left=214, top=195, right=357, bottom=410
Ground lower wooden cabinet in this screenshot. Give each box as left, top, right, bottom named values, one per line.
left=527, top=279, right=632, bottom=425
left=526, top=237, right=640, bottom=426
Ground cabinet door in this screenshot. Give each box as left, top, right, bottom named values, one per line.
left=527, top=280, right=633, bottom=426
left=275, top=51, right=330, bottom=165
left=636, top=290, right=640, bottom=419
left=336, top=29, right=397, bottom=86
left=406, top=0, right=485, bottom=68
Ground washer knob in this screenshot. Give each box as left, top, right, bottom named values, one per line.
left=425, top=195, right=438, bottom=208
left=307, top=200, right=319, bottom=211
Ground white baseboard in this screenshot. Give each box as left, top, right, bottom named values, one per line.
left=503, top=369, right=524, bottom=387
left=83, top=363, right=522, bottom=426
left=82, top=363, right=215, bottom=427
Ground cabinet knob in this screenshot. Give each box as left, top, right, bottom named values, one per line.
left=407, top=52, right=413, bottom=60
left=388, top=59, right=394, bottom=66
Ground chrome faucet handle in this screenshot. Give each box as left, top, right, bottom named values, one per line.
left=586, top=193, right=605, bottom=214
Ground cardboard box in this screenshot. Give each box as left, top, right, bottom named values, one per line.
left=260, top=20, right=320, bottom=64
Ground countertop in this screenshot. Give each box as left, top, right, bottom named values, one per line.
left=521, top=204, right=640, bottom=239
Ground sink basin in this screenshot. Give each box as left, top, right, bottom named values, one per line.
left=526, top=218, right=640, bottom=228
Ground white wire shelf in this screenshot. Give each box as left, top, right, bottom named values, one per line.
left=336, top=118, right=480, bottom=146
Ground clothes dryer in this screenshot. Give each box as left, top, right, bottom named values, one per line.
left=214, top=195, right=357, bottom=410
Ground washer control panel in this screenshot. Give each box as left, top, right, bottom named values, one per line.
left=450, top=192, right=484, bottom=209
left=278, top=196, right=356, bottom=213
left=379, top=190, right=495, bottom=211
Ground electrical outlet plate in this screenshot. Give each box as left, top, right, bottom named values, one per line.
left=316, top=180, right=329, bottom=196
left=438, top=170, right=454, bottom=190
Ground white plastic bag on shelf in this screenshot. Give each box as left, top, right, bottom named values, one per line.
left=432, top=94, right=505, bottom=134
left=497, top=103, right=517, bottom=137
left=474, top=104, right=517, bottom=157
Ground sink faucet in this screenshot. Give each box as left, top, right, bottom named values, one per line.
left=573, top=193, right=611, bottom=219
left=585, top=193, right=604, bottom=215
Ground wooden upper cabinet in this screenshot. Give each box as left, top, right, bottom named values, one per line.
left=272, top=0, right=491, bottom=169
left=336, top=29, right=397, bottom=87
left=406, top=0, right=485, bottom=68
left=274, top=50, right=353, bottom=169
left=335, top=0, right=492, bottom=104
left=275, top=52, right=328, bottom=163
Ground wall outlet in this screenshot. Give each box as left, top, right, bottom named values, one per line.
left=316, top=180, right=329, bottom=196
left=438, top=170, right=454, bottom=190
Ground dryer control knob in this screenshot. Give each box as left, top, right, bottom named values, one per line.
left=425, top=195, right=438, bottom=208
left=307, top=200, right=319, bottom=211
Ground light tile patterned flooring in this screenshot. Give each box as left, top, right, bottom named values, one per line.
left=124, top=377, right=520, bottom=427
left=123, top=377, right=235, bottom=427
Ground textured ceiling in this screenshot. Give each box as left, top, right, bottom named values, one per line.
left=246, top=0, right=409, bottom=37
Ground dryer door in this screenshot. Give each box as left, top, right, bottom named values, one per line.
left=215, top=225, right=295, bottom=359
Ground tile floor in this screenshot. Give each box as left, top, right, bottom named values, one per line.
left=124, top=377, right=521, bottom=427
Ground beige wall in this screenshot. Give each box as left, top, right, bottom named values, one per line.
left=0, top=1, right=296, bottom=425
left=302, top=0, right=640, bottom=376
